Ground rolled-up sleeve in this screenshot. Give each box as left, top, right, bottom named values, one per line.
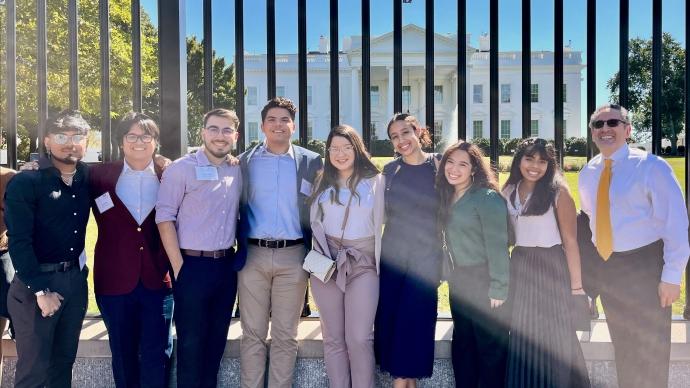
left=155, top=164, right=186, bottom=224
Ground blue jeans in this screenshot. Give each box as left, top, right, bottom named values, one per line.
left=96, top=283, right=174, bottom=388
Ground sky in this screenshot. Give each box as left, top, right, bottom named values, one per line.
left=142, top=0, right=687, bottom=128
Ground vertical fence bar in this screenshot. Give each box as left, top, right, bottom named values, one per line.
left=488, top=0, right=498, bottom=165
left=330, top=0, right=339, bottom=129
left=267, top=0, right=276, bottom=100
left=554, top=0, right=564, bottom=164
left=157, top=0, right=187, bottom=159
left=683, top=3, right=690, bottom=320
left=37, top=0, right=48, bottom=154
left=521, top=0, right=530, bottom=139
left=361, top=0, right=371, bottom=148
left=298, top=0, right=307, bottom=146
left=619, top=0, right=629, bottom=108
left=393, top=0, right=402, bottom=114
left=651, top=0, right=661, bottom=155
left=99, top=0, right=112, bottom=160
left=5, top=0, right=17, bottom=168
left=586, top=0, right=596, bottom=160
left=425, top=0, right=434, bottom=146
left=457, top=0, right=466, bottom=141
left=203, top=0, right=213, bottom=112
left=68, top=0, right=80, bottom=110
left=235, top=0, right=245, bottom=152
left=132, top=0, right=142, bottom=111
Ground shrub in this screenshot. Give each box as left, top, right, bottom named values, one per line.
left=565, top=137, right=587, bottom=156
left=370, top=139, right=395, bottom=157
left=470, top=138, right=491, bottom=155
left=503, top=138, right=523, bottom=156
left=677, top=145, right=685, bottom=155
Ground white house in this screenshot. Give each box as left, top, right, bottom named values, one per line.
left=243, top=24, right=585, bottom=145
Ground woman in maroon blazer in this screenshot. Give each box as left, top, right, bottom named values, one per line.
left=89, top=112, right=173, bottom=388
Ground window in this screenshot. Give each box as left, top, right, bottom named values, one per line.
left=434, top=85, right=443, bottom=104
left=530, top=120, right=539, bottom=137
left=500, top=120, right=511, bottom=139
left=247, top=87, right=257, bottom=106
left=370, top=121, right=378, bottom=137
left=276, top=86, right=286, bottom=98
left=530, top=84, right=539, bottom=103
left=370, top=86, right=380, bottom=106
left=473, top=85, right=483, bottom=104
left=402, top=85, right=411, bottom=108
left=248, top=122, right=259, bottom=142
left=434, top=121, right=443, bottom=140
left=562, top=83, right=567, bottom=103
left=500, top=84, right=511, bottom=103
left=307, top=120, right=313, bottom=140
left=307, top=86, right=313, bottom=106
left=473, top=120, right=483, bottom=138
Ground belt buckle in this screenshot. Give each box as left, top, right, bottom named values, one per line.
left=279, top=240, right=287, bottom=248
left=60, top=261, right=69, bottom=272
left=213, top=250, right=224, bottom=259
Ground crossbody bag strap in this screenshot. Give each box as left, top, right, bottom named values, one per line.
left=337, top=193, right=355, bottom=251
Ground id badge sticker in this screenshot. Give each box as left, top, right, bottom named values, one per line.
left=300, top=178, right=313, bottom=196
left=95, top=192, right=115, bottom=213
left=195, top=166, right=219, bottom=181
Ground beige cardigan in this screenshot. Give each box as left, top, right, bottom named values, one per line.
left=308, top=174, right=385, bottom=274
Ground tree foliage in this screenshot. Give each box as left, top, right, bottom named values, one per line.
left=607, top=33, right=686, bottom=154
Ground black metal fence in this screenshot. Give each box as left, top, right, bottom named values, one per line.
left=2, top=0, right=690, bottom=318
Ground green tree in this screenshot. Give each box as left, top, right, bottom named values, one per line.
left=186, top=36, right=237, bottom=147
left=607, top=33, right=686, bottom=155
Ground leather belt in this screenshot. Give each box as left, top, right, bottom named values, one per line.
left=39, top=260, right=79, bottom=273
left=180, top=248, right=233, bottom=259
left=248, top=238, right=304, bottom=249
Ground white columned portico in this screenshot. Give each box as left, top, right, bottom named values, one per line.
left=351, top=69, right=360, bottom=129
left=387, top=66, right=395, bottom=119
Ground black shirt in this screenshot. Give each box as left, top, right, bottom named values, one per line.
left=3, top=158, right=90, bottom=292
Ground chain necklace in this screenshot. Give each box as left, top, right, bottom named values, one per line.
left=60, top=170, right=77, bottom=186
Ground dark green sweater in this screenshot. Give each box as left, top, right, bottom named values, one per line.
left=447, top=187, right=510, bottom=300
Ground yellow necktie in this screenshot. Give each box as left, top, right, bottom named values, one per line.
left=596, top=159, right=613, bottom=260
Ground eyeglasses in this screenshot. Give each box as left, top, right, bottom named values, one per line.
left=591, top=119, right=627, bottom=129
left=328, top=145, right=355, bottom=154
left=205, top=126, right=237, bottom=137
left=124, top=134, right=154, bottom=143
left=52, top=133, right=86, bottom=145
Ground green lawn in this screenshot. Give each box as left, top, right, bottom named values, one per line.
left=84, top=156, right=687, bottom=316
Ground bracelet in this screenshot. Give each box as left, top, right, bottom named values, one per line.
left=571, top=287, right=583, bottom=291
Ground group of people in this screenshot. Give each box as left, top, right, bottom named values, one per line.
left=1, top=98, right=688, bottom=388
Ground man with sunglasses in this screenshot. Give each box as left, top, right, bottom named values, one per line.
left=156, top=108, right=242, bottom=388
left=579, top=104, right=689, bottom=388
left=4, top=109, right=91, bottom=387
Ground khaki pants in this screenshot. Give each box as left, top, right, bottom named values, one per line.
left=238, top=244, right=308, bottom=388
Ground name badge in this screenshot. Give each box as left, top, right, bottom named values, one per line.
left=300, top=178, right=313, bottom=196
left=195, top=166, right=219, bottom=181
left=95, top=192, right=115, bottom=213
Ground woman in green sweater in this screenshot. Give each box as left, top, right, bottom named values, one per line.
left=436, top=141, right=511, bottom=388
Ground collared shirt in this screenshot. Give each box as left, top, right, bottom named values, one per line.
left=246, top=142, right=301, bottom=240
left=579, top=145, right=690, bottom=285
left=4, top=158, right=90, bottom=292
left=156, top=148, right=242, bottom=251
left=116, top=160, right=159, bottom=225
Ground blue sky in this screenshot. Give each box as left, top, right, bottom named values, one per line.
left=142, top=0, right=686, bottom=124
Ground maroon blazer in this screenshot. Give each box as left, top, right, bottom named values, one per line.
left=89, top=161, right=171, bottom=296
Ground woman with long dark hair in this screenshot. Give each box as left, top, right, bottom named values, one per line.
left=374, top=113, right=442, bottom=388
left=436, top=141, right=510, bottom=388
left=502, top=138, right=589, bottom=387
left=308, top=125, right=384, bottom=388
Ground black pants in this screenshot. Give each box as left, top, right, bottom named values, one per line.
left=173, top=253, right=238, bottom=388
left=7, top=266, right=88, bottom=388
left=96, top=283, right=174, bottom=388
left=600, top=240, right=671, bottom=388
left=448, top=264, right=509, bottom=388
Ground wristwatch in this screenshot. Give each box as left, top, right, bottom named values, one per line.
left=34, top=289, right=50, bottom=297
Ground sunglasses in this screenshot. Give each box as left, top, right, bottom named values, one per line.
left=591, top=119, right=626, bottom=129
left=52, top=133, right=86, bottom=145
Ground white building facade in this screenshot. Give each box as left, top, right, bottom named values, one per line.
left=243, top=25, right=585, bottom=145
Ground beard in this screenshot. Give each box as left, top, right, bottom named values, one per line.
left=204, top=140, right=231, bottom=159
left=50, top=152, right=81, bottom=165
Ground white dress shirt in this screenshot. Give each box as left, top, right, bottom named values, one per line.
left=318, top=178, right=376, bottom=240
left=579, top=145, right=690, bottom=285
left=116, top=160, right=160, bottom=225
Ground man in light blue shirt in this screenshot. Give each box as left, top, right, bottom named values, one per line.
left=236, top=98, right=323, bottom=388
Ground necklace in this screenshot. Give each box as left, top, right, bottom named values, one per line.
left=60, top=170, right=77, bottom=186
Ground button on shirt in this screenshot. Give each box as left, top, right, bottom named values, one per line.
left=155, top=149, right=242, bottom=251
left=247, top=143, right=301, bottom=240
left=579, top=145, right=690, bottom=285
left=3, top=158, right=90, bottom=291
left=116, top=160, right=159, bottom=225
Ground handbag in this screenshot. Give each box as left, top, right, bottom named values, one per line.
left=303, top=193, right=354, bottom=283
